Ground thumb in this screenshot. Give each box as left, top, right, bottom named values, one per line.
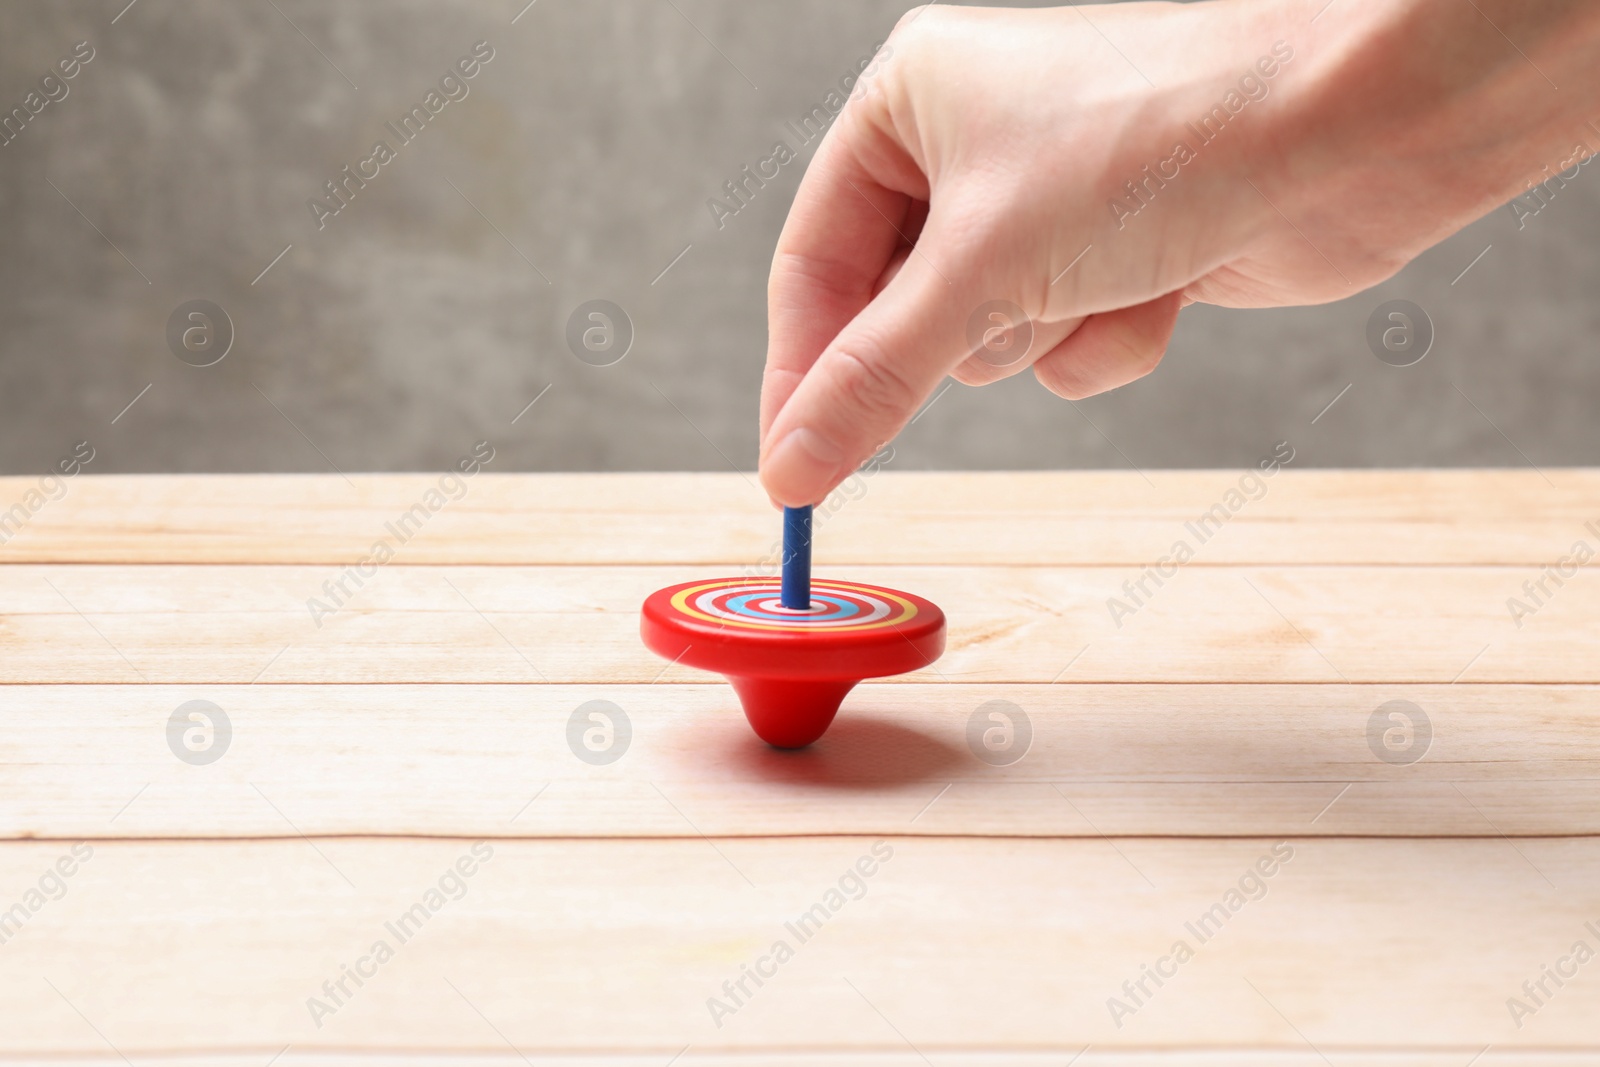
left=759, top=243, right=976, bottom=507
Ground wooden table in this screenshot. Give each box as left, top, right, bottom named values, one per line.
left=3, top=470, right=1598, bottom=1064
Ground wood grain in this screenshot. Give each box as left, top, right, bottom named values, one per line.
left=5, top=684, right=1598, bottom=841
left=0, top=470, right=1597, bottom=564
left=3, top=471, right=1596, bottom=1060
left=0, top=562, right=1590, bottom=684
left=3, top=837, right=1597, bottom=1055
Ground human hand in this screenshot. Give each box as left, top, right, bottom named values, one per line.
left=756, top=0, right=1600, bottom=506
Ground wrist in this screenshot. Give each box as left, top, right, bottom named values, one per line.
left=1265, top=0, right=1600, bottom=264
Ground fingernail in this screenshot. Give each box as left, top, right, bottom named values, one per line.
left=763, top=428, right=845, bottom=506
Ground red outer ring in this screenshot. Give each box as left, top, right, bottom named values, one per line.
left=640, top=577, right=946, bottom=681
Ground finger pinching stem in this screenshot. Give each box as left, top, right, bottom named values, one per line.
left=781, top=505, right=812, bottom=610
left=640, top=499, right=947, bottom=748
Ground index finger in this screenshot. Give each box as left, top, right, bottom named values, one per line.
left=759, top=94, right=929, bottom=447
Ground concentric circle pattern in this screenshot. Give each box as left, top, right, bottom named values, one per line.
left=668, top=578, right=919, bottom=633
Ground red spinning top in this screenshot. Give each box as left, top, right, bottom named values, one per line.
left=640, top=508, right=946, bottom=747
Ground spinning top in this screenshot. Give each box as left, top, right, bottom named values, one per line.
left=640, top=505, right=946, bottom=748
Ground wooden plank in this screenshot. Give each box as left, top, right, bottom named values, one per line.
left=0, top=1057, right=1571, bottom=1067
left=0, top=1057, right=1566, bottom=1067
left=1, top=837, right=1597, bottom=1054
left=0, top=471, right=1597, bottom=565
left=3, top=470, right=1592, bottom=1063
left=7, top=684, right=1600, bottom=841
left=0, top=1059, right=1573, bottom=1067
left=0, top=563, right=1591, bottom=684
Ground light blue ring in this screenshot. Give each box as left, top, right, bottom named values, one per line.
left=726, top=591, right=860, bottom=622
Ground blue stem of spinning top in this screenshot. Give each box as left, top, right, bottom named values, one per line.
left=781, top=505, right=813, bottom=610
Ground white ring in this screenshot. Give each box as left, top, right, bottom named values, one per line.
left=691, top=585, right=892, bottom=628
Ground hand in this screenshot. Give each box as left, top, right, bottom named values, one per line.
left=756, top=0, right=1600, bottom=507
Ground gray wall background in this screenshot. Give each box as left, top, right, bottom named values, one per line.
left=2, top=0, right=1596, bottom=476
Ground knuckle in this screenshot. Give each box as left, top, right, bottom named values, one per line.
left=829, top=349, right=920, bottom=426
left=891, top=5, right=932, bottom=37
left=885, top=5, right=943, bottom=68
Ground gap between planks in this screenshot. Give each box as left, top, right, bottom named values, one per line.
left=0, top=1055, right=1590, bottom=1067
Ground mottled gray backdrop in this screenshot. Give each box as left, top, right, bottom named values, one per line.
left=2, top=0, right=1596, bottom=475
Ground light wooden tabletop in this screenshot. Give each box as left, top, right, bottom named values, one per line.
left=2, top=470, right=1598, bottom=1064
